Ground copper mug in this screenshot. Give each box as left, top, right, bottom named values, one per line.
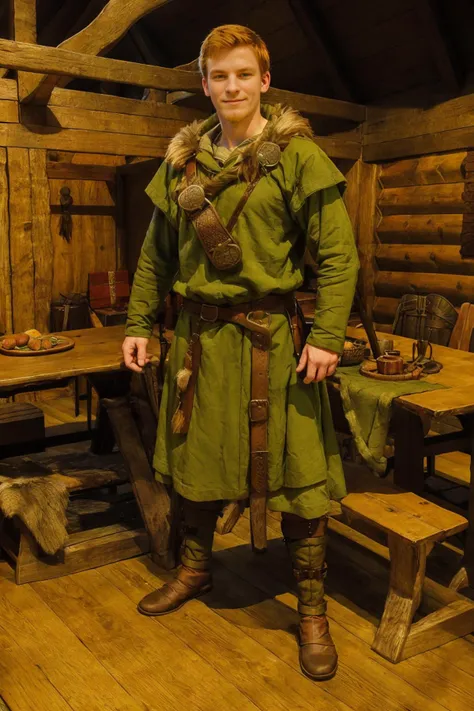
left=376, top=354, right=404, bottom=375
left=412, top=339, right=433, bottom=362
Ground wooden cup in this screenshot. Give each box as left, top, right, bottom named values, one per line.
left=376, top=354, right=404, bottom=375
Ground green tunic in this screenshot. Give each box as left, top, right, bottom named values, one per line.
left=126, top=107, right=359, bottom=519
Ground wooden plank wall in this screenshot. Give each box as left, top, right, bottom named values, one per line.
left=0, top=74, right=203, bottom=337
left=0, top=147, right=127, bottom=336
left=48, top=154, right=123, bottom=305
left=372, top=152, right=471, bottom=329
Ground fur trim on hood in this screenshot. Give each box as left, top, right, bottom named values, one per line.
left=165, top=104, right=314, bottom=186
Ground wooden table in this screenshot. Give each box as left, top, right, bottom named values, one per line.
left=0, top=325, right=161, bottom=394
left=343, top=327, right=474, bottom=592
left=0, top=325, right=174, bottom=568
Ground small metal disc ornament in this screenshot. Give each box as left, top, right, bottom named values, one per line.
left=211, top=242, right=242, bottom=270
left=178, top=184, right=206, bottom=212
left=256, top=142, right=281, bottom=169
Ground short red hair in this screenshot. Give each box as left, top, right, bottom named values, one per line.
left=199, top=24, right=270, bottom=77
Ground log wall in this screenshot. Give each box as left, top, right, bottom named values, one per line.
left=372, top=151, right=473, bottom=328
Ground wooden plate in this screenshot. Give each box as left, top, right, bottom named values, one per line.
left=360, top=360, right=423, bottom=381
left=0, top=335, right=75, bottom=356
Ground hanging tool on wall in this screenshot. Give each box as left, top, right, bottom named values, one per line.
left=59, top=186, right=73, bottom=242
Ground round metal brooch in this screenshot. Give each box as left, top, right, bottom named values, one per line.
left=256, top=142, right=281, bottom=169
left=178, top=184, right=206, bottom=212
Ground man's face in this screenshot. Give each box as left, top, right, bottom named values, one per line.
left=202, top=45, right=270, bottom=124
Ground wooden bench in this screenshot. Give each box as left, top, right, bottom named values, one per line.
left=0, top=402, right=45, bottom=452
left=340, top=489, right=473, bottom=663
left=0, top=448, right=149, bottom=584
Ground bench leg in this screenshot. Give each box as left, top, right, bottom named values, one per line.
left=372, top=534, right=428, bottom=663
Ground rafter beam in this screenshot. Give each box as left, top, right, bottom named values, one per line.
left=0, top=38, right=366, bottom=123
left=0, top=38, right=201, bottom=91
left=19, top=0, right=171, bottom=104
left=289, top=0, right=354, bottom=102
left=414, top=0, right=461, bottom=92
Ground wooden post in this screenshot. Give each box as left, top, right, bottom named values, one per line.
left=342, top=158, right=361, bottom=240
left=115, top=172, right=127, bottom=270
left=0, top=148, right=13, bottom=334
left=392, top=405, right=427, bottom=494
left=7, top=147, right=34, bottom=333
left=30, top=149, right=52, bottom=334
left=356, top=161, right=379, bottom=321
left=10, top=0, right=37, bottom=102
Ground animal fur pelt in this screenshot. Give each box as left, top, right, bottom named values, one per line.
left=166, top=103, right=315, bottom=194
left=0, top=475, right=69, bottom=555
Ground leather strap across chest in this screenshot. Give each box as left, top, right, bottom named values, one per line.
left=178, top=159, right=255, bottom=271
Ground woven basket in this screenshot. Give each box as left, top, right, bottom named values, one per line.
left=340, top=337, right=367, bottom=367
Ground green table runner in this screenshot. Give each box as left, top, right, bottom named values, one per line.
left=332, top=366, right=446, bottom=474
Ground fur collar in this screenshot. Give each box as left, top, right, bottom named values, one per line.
left=165, top=104, right=314, bottom=184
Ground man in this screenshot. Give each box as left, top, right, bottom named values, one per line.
left=123, top=24, right=359, bottom=681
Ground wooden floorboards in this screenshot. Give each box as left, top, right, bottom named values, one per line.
left=1, top=394, right=472, bottom=709
left=0, top=511, right=473, bottom=711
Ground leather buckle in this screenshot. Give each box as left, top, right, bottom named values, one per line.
left=249, top=398, right=269, bottom=423
left=293, top=564, right=327, bottom=582
left=200, top=304, right=219, bottom=323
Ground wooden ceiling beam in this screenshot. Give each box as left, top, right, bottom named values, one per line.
left=0, top=38, right=201, bottom=91
left=0, top=38, right=366, bottom=123
left=18, top=0, right=171, bottom=104
left=414, top=0, right=461, bottom=92
left=289, top=0, right=354, bottom=102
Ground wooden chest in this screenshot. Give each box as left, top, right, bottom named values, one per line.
left=88, top=270, right=130, bottom=310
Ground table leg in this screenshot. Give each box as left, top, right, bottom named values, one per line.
left=88, top=372, right=131, bottom=455
left=392, top=405, right=426, bottom=494
left=450, top=413, right=474, bottom=591
left=88, top=370, right=175, bottom=570
left=102, top=396, right=174, bottom=569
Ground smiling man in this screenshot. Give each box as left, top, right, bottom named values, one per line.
left=123, top=24, right=359, bottom=681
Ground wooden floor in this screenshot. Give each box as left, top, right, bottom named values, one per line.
left=0, top=507, right=473, bottom=711
left=1, top=394, right=472, bottom=710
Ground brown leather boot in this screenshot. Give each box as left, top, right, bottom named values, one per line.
left=137, top=498, right=221, bottom=617
left=281, top=513, right=338, bottom=680
left=299, top=614, right=338, bottom=680
left=138, top=565, right=212, bottom=616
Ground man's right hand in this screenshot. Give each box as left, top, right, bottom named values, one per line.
left=122, top=336, right=150, bottom=373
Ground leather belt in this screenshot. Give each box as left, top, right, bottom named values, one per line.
left=176, top=293, right=298, bottom=552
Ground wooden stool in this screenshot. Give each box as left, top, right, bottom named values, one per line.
left=341, top=490, right=473, bottom=663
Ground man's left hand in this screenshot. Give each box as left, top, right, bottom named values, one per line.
left=296, top=344, right=339, bottom=384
